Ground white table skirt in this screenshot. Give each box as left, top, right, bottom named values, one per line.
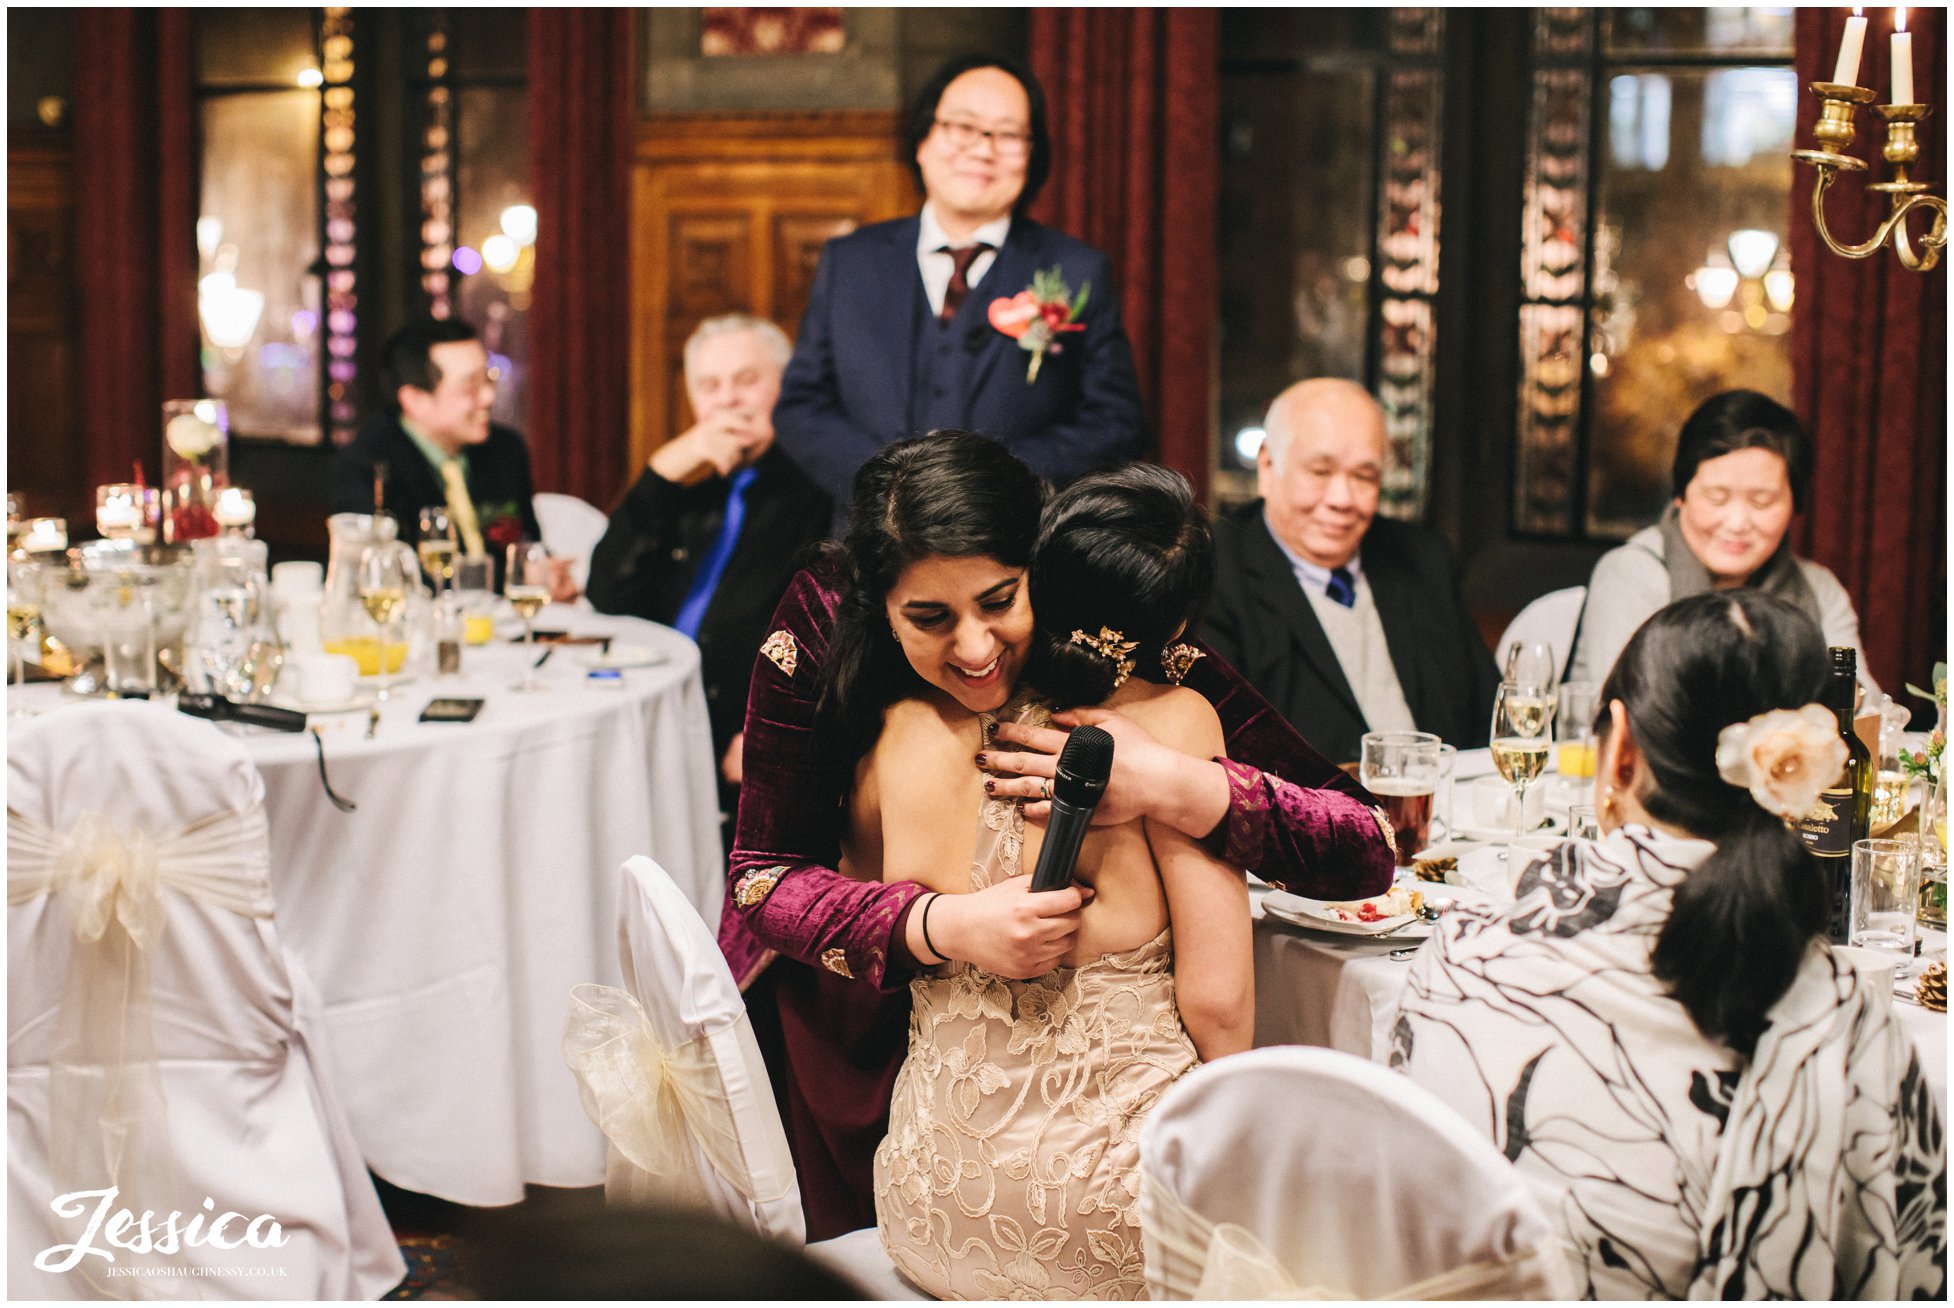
left=1252, top=885, right=1947, bottom=1112
left=10, top=606, right=725, bottom=1207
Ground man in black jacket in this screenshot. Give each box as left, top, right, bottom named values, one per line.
left=586, top=314, right=830, bottom=831
left=331, top=317, right=561, bottom=580
left=1202, top=378, right=1498, bottom=764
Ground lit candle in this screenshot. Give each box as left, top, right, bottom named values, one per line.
left=96, top=494, right=141, bottom=533
left=21, top=518, right=67, bottom=552
left=1834, top=8, right=1869, bottom=86
left=1892, top=8, right=1914, bottom=104
left=214, top=487, right=256, bottom=528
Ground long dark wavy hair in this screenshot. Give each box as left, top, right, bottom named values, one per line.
left=1024, top=463, right=1214, bottom=710
left=815, top=431, right=1046, bottom=764
left=1597, top=589, right=1829, bottom=1056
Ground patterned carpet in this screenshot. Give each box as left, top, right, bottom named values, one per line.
left=375, top=1177, right=605, bottom=1300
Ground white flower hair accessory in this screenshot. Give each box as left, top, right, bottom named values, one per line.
left=1714, top=704, right=1847, bottom=822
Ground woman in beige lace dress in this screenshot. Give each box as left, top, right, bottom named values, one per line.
left=840, top=463, right=1253, bottom=1299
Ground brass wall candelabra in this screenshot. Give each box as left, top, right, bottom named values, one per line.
left=1793, top=83, right=1947, bottom=271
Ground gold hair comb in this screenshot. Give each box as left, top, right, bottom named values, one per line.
left=1068, top=626, right=1139, bottom=690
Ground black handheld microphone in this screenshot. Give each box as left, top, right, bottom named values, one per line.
left=178, top=693, right=309, bottom=733
left=1028, top=725, right=1115, bottom=892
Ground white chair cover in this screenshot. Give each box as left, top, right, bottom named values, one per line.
left=1495, top=585, right=1586, bottom=685
left=7, top=702, right=403, bottom=1300
left=1138, top=1047, right=1574, bottom=1300
left=532, top=491, right=609, bottom=595
left=565, top=855, right=803, bottom=1243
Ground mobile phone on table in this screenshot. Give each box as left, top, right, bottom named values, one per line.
left=419, top=697, right=485, bottom=723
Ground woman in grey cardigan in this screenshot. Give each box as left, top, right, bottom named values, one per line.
left=1569, top=389, right=1878, bottom=698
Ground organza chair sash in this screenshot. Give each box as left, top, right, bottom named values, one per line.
left=563, top=983, right=782, bottom=1210
left=7, top=804, right=274, bottom=1301
left=1140, top=1168, right=1563, bottom=1300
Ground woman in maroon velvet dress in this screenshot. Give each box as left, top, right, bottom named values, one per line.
left=720, top=432, right=1395, bottom=1239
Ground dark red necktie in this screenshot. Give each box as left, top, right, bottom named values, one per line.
left=939, top=243, right=991, bottom=322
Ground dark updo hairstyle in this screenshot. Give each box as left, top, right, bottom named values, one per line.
left=1026, top=463, right=1214, bottom=710
left=816, top=431, right=1046, bottom=762
left=1671, top=389, right=1813, bottom=514
left=904, top=53, right=1051, bottom=213
left=1595, top=589, right=1829, bottom=1057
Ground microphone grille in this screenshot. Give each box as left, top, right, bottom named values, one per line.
left=1052, top=724, right=1115, bottom=803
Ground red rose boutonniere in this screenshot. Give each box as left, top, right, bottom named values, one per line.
left=987, top=266, right=1090, bottom=384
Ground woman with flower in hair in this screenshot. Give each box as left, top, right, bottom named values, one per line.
left=1393, top=590, right=1944, bottom=1300
left=851, top=458, right=1246, bottom=1299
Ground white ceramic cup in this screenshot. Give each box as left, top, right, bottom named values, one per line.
left=271, top=560, right=325, bottom=595
left=1470, top=774, right=1546, bottom=832
left=294, top=652, right=358, bottom=706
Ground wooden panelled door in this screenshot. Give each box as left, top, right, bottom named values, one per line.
left=629, top=111, right=914, bottom=473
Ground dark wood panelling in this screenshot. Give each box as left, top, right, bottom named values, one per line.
left=630, top=110, right=914, bottom=469
left=7, top=145, right=83, bottom=523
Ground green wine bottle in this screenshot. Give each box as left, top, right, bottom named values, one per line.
left=1797, top=647, right=1873, bottom=942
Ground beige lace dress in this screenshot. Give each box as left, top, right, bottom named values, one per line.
left=872, top=713, right=1201, bottom=1301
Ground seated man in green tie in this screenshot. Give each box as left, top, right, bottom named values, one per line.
left=585, top=314, right=831, bottom=834
left=331, top=315, right=574, bottom=597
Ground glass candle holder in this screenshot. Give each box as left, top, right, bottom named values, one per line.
left=95, top=485, right=155, bottom=542
left=161, top=399, right=230, bottom=543
left=213, top=486, right=256, bottom=535
left=17, top=517, right=68, bottom=554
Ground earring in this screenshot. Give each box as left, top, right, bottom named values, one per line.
left=890, top=622, right=900, bottom=640
left=1601, top=788, right=1623, bottom=827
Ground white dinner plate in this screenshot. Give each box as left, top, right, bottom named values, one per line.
left=1452, top=813, right=1566, bottom=844
left=576, top=642, right=667, bottom=671
left=1262, top=889, right=1424, bottom=937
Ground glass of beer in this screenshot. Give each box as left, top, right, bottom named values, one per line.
left=1361, top=730, right=1441, bottom=866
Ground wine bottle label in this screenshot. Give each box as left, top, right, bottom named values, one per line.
left=1798, top=786, right=1855, bottom=858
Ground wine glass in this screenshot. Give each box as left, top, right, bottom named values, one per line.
left=8, top=559, right=43, bottom=709
left=357, top=542, right=413, bottom=702
left=417, top=507, right=459, bottom=595
left=505, top=542, right=553, bottom=692
left=1490, top=680, right=1556, bottom=846
left=1504, top=640, right=1558, bottom=691
left=1921, top=767, right=1948, bottom=936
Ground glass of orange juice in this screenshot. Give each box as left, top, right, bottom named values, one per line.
left=1554, top=681, right=1597, bottom=781
left=454, top=554, right=496, bottom=645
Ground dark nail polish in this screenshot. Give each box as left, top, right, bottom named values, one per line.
left=984, top=778, right=995, bottom=793
left=974, top=753, right=988, bottom=767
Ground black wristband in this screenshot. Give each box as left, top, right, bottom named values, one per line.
left=920, top=892, right=945, bottom=964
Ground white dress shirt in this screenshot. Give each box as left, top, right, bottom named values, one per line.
left=916, top=203, right=1012, bottom=319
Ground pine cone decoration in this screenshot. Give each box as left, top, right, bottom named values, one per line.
left=1917, top=960, right=1947, bottom=1013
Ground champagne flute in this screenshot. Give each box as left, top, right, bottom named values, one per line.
left=358, top=542, right=412, bottom=702
left=417, top=507, right=459, bottom=595
left=1490, top=680, right=1556, bottom=846
left=506, top=542, right=553, bottom=692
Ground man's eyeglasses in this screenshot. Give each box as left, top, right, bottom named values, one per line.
left=932, top=117, right=1033, bottom=158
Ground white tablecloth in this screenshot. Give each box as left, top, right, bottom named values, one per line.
left=1252, top=884, right=1947, bottom=1112
left=10, top=606, right=725, bottom=1206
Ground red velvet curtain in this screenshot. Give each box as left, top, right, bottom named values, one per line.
left=73, top=8, right=198, bottom=492
left=1788, top=7, right=1947, bottom=696
left=1030, top=9, right=1218, bottom=501
left=526, top=8, right=636, bottom=504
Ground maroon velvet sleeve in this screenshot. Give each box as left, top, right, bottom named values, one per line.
left=716, top=566, right=928, bottom=991
left=1186, top=642, right=1396, bottom=900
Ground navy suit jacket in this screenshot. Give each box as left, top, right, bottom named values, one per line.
left=774, top=214, right=1148, bottom=514
left=1201, top=504, right=1500, bottom=764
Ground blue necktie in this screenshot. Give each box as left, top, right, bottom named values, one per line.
left=673, top=466, right=758, bottom=640
left=1325, top=567, right=1357, bottom=608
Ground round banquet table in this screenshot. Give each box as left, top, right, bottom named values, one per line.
left=8, top=605, right=725, bottom=1206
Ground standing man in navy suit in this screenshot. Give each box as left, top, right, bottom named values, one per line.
left=775, top=54, right=1147, bottom=524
